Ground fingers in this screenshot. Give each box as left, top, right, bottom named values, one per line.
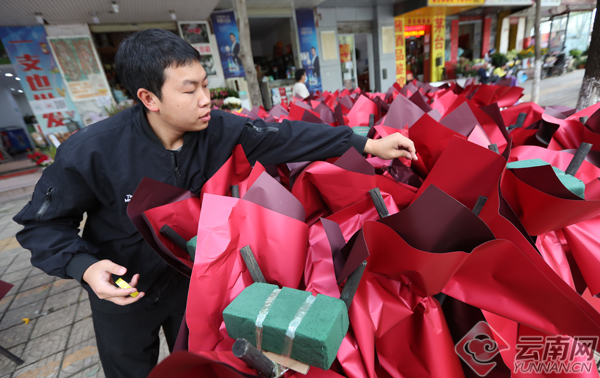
left=129, top=273, right=139, bottom=288
left=104, top=261, right=127, bottom=276
left=95, top=281, right=138, bottom=300
left=110, top=290, right=145, bottom=306
left=394, top=134, right=418, bottom=160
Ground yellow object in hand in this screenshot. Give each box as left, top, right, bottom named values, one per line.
left=115, top=278, right=139, bottom=298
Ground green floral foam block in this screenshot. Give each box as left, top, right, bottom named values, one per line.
left=223, top=283, right=349, bottom=370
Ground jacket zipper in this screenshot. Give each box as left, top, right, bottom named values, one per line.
left=170, top=152, right=181, bottom=187
left=246, top=121, right=278, bottom=133
left=34, top=187, right=54, bottom=222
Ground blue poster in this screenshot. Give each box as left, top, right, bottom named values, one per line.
left=0, top=26, right=81, bottom=134
left=295, top=9, right=322, bottom=94
left=210, top=10, right=245, bottom=79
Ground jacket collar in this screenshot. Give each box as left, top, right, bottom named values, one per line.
left=136, top=105, right=195, bottom=150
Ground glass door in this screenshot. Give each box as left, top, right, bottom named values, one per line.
left=338, top=34, right=358, bottom=90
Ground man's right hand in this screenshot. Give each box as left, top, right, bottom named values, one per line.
left=82, top=260, right=145, bottom=306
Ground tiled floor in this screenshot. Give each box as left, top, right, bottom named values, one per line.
left=0, top=198, right=170, bottom=378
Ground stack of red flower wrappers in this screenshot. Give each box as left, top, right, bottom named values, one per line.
left=128, top=80, right=600, bottom=378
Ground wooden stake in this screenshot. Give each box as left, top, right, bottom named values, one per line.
left=369, top=188, right=389, bottom=218
left=233, top=339, right=278, bottom=378
left=565, top=143, right=593, bottom=176
left=240, top=245, right=267, bottom=283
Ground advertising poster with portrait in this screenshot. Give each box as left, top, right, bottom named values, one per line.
left=178, top=22, right=218, bottom=76
left=47, top=35, right=111, bottom=102
left=210, top=10, right=245, bottom=79
left=295, top=8, right=322, bottom=94
left=0, top=26, right=82, bottom=134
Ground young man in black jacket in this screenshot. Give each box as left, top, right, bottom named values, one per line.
left=13, top=29, right=416, bottom=378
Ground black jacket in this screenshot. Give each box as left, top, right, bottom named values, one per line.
left=13, top=105, right=367, bottom=313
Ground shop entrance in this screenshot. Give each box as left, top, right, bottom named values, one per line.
left=337, top=33, right=374, bottom=92
left=405, top=25, right=430, bottom=83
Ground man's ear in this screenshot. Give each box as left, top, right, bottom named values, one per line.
left=137, top=88, right=160, bottom=112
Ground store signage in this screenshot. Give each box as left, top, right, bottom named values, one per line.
left=428, top=0, right=485, bottom=5
left=394, top=16, right=407, bottom=85
left=404, top=25, right=426, bottom=38
left=47, top=35, right=111, bottom=102
left=210, top=10, right=245, bottom=79
left=179, top=21, right=219, bottom=77
left=430, top=8, right=446, bottom=82
left=0, top=26, right=81, bottom=134
left=295, top=8, right=322, bottom=94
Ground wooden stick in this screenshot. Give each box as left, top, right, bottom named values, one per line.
left=368, top=114, right=375, bottom=130
left=233, top=339, right=278, bottom=378
left=340, top=261, right=367, bottom=311
left=231, top=185, right=240, bottom=198
left=515, top=112, right=527, bottom=128
left=159, top=225, right=188, bottom=253
left=0, top=345, right=23, bottom=365
left=472, top=196, right=488, bottom=216
left=369, top=188, right=389, bottom=219
left=580, top=116, right=588, bottom=125
left=488, top=144, right=499, bottom=154
left=240, top=246, right=267, bottom=283
left=565, top=143, right=593, bottom=176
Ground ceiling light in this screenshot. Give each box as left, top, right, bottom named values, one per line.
left=35, top=13, right=44, bottom=24
left=112, top=2, right=119, bottom=13
left=18, top=90, right=23, bottom=93
left=170, top=10, right=177, bottom=21
left=5, top=73, right=13, bottom=77
left=10, top=88, right=15, bottom=91
left=15, top=77, right=20, bottom=81
left=91, top=12, right=100, bottom=24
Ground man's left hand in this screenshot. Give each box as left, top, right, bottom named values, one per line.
left=364, top=133, right=418, bottom=161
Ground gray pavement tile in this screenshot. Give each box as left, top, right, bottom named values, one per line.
left=0, top=254, right=18, bottom=270
left=157, top=329, right=169, bottom=364
left=59, top=338, right=99, bottom=377
left=43, top=288, right=82, bottom=314
left=74, top=301, right=91, bottom=323
left=0, top=230, right=23, bottom=242
left=0, top=300, right=44, bottom=332
left=12, top=351, right=63, bottom=378
left=0, top=342, right=25, bottom=377
left=4, top=259, right=34, bottom=276
left=20, top=326, right=70, bottom=368
left=0, top=320, right=36, bottom=349
left=31, top=306, right=77, bottom=339
left=62, top=363, right=104, bottom=378
left=1, top=268, right=32, bottom=287
left=0, top=296, right=13, bottom=314
left=9, top=285, right=51, bottom=311
left=20, top=275, right=56, bottom=293
left=28, top=268, right=46, bottom=278
left=5, top=280, right=23, bottom=298
left=67, top=319, right=94, bottom=349
left=49, top=281, right=80, bottom=297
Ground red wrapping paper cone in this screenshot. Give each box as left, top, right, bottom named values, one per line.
left=563, top=215, right=600, bottom=296
left=292, top=150, right=416, bottom=225
left=509, top=145, right=600, bottom=186
left=148, top=351, right=257, bottom=378
left=187, top=194, right=308, bottom=354
left=535, top=231, right=579, bottom=291
left=431, top=90, right=459, bottom=116
left=347, top=95, right=378, bottom=126
left=413, top=136, right=506, bottom=211
left=406, top=116, right=467, bottom=177
left=502, top=102, right=544, bottom=129
left=500, top=168, right=600, bottom=235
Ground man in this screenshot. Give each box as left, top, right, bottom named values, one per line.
left=229, top=33, right=241, bottom=67
left=292, top=68, right=310, bottom=99
left=311, top=46, right=320, bottom=78
left=13, top=29, right=416, bottom=378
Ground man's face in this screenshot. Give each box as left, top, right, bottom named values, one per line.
left=154, top=61, right=212, bottom=133
left=311, top=48, right=316, bottom=57
left=230, top=34, right=236, bottom=43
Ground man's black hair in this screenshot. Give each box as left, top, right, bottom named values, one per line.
left=115, top=28, right=200, bottom=110
left=230, top=33, right=236, bottom=38
left=295, top=69, right=305, bottom=82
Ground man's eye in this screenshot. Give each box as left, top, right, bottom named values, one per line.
left=186, top=90, right=195, bottom=94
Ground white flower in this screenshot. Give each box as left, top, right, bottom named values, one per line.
left=223, top=97, right=241, bottom=106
